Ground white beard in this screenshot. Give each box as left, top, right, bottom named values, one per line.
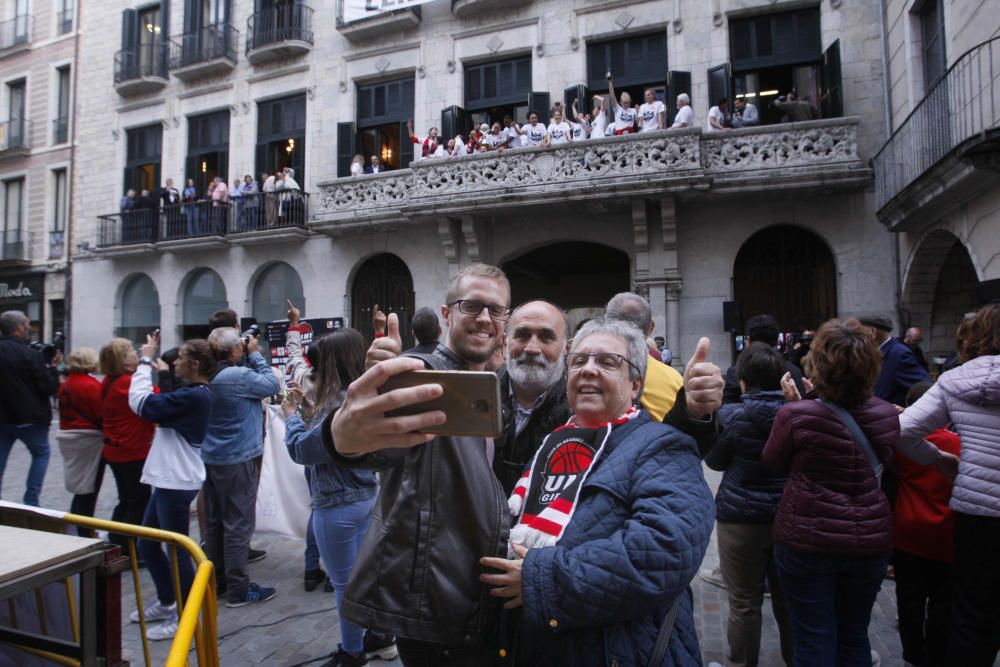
left=507, top=352, right=564, bottom=394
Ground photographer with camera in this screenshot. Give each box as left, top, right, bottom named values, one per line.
left=202, top=325, right=280, bottom=608
left=0, top=310, right=61, bottom=506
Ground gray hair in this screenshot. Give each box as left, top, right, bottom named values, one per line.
left=677, top=93, right=690, bottom=105
left=208, top=327, right=241, bottom=358
left=605, top=292, right=653, bottom=335
left=571, top=318, right=647, bottom=382
left=0, top=310, right=28, bottom=335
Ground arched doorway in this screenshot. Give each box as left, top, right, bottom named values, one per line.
left=252, top=262, right=305, bottom=324
left=733, top=225, right=837, bottom=334
left=181, top=268, right=228, bottom=340
left=351, top=253, right=414, bottom=345
left=118, top=274, right=160, bottom=343
left=501, top=242, right=630, bottom=328
left=903, top=230, right=978, bottom=365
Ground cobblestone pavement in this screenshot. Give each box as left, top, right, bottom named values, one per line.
left=4, top=425, right=979, bottom=666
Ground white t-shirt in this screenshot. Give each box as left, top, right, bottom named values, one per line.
left=547, top=121, right=572, bottom=144
left=671, top=105, right=694, bottom=128
left=638, top=101, right=666, bottom=132
left=705, top=106, right=725, bottom=132
left=501, top=125, right=520, bottom=148
left=481, top=132, right=501, bottom=150
left=523, top=122, right=546, bottom=147
left=591, top=110, right=607, bottom=139
left=613, top=106, right=637, bottom=131
left=570, top=121, right=587, bottom=141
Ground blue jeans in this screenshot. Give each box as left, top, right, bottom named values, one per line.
left=0, top=422, right=51, bottom=506
left=313, top=498, right=374, bottom=655
left=774, top=544, right=888, bottom=667
left=138, top=487, right=199, bottom=606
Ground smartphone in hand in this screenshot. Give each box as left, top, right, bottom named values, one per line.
left=379, top=370, right=501, bottom=437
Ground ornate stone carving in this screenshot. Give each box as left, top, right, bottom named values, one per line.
left=666, top=281, right=683, bottom=301
left=700, top=122, right=859, bottom=171
left=318, top=171, right=411, bottom=215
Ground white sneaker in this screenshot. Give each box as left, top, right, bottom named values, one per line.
left=129, top=600, right=177, bottom=624
left=147, top=614, right=179, bottom=641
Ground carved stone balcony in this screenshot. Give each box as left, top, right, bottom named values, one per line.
left=313, top=118, right=868, bottom=232
left=336, top=6, right=421, bottom=43
left=451, top=0, right=531, bottom=19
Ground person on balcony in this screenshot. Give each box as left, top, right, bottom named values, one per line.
left=406, top=120, right=440, bottom=160
left=706, top=98, right=731, bottom=133
left=230, top=179, right=244, bottom=232
left=159, top=179, right=180, bottom=237
left=607, top=74, right=638, bottom=134
left=570, top=98, right=593, bottom=140
left=671, top=94, right=694, bottom=129
left=481, top=122, right=505, bottom=151
left=501, top=116, right=522, bottom=149
left=638, top=88, right=666, bottom=132
left=278, top=168, right=301, bottom=226
left=182, top=179, right=198, bottom=236
left=365, top=155, right=388, bottom=174
left=134, top=190, right=158, bottom=242
left=733, top=98, right=760, bottom=127
left=241, top=175, right=259, bottom=231
left=261, top=172, right=276, bottom=228
left=120, top=189, right=136, bottom=214
left=545, top=106, right=573, bottom=146
left=350, top=154, right=365, bottom=176
left=210, top=177, right=228, bottom=235
left=517, top=112, right=547, bottom=147
left=772, top=91, right=819, bottom=123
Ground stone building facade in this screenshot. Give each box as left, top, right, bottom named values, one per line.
left=875, top=0, right=999, bottom=365
left=70, top=0, right=901, bottom=366
left=0, top=0, right=77, bottom=341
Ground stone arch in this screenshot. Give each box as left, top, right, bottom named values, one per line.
left=249, top=261, right=305, bottom=324
left=116, top=273, right=160, bottom=343
left=350, top=253, right=415, bottom=345
left=178, top=267, right=229, bottom=340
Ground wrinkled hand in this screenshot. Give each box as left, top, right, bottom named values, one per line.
left=780, top=372, right=801, bottom=402
left=683, top=337, right=723, bottom=419
left=366, top=313, right=403, bottom=370
left=372, top=304, right=387, bottom=336
left=331, top=356, right=445, bottom=455
left=480, top=543, right=528, bottom=609
left=933, top=450, right=960, bottom=481
left=286, top=298, right=300, bottom=325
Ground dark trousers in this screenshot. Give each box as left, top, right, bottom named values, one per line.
left=893, top=548, right=951, bottom=666
left=139, top=487, right=199, bottom=607
left=397, top=638, right=496, bottom=667
left=948, top=512, right=1000, bottom=666
left=774, top=544, right=888, bottom=667
left=107, top=459, right=151, bottom=551
left=70, top=458, right=106, bottom=537
left=203, top=460, right=259, bottom=602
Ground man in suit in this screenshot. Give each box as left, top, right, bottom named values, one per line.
left=860, top=314, right=931, bottom=406
left=365, top=155, right=388, bottom=174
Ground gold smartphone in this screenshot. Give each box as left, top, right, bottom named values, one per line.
left=379, top=370, right=502, bottom=437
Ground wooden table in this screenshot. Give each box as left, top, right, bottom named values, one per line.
left=0, top=525, right=104, bottom=666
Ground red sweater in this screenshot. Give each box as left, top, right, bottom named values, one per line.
left=101, top=374, right=156, bottom=463
left=894, top=428, right=960, bottom=562
left=58, top=373, right=103, bottom=430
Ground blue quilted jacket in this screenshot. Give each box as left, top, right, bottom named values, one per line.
left=518, top=411, right=715, bottom=666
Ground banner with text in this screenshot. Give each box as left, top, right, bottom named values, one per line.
left=342, top=0, right=437, bottom=23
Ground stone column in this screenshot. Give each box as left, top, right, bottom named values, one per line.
left=666, top=280, right=682, bottom=363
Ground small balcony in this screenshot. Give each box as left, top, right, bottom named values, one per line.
left=170, top=24, right=238, bottom=80
left=94, top=193, right=310, bottom=253
left=114, top=43, right=170, bottom=96
left=873, top=36, right=1000, bottom=231
left=336, top=5, right=420, bottom=42
left=246, top=4, right=313, bottom=65
left=1, top=229, right=29, bottom=265
left=52, top=116, right=69, bottom=145
left=451, top=0, right=531, bottom=19
left=0, top=14, right=32, bottom=55
left=0, top=119, right=32, bottom=157
left=314, top=118, right=868, bottom=231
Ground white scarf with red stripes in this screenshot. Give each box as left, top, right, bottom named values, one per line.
left=507, top=407, right=640, bottom=556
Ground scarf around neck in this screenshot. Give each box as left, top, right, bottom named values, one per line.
left=507, top=406, right=640, bottom=556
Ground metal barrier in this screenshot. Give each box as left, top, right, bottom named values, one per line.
left=1, top=508, right=218, bottom=667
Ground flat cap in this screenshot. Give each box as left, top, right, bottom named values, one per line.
left=857, top=314, right=894, bottom=332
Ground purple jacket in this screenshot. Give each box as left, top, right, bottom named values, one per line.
left=762, top=397, right=899, bottom=556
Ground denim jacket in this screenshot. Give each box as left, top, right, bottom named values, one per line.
left=201, top=352, right=281, bottom=465
left=285, top=413, right=377, bottom=510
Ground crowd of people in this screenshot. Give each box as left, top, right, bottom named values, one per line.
left=351, top=80, right=815, bottom=174
left=115, top=167, right=305, bottom=243
left=0, top=264, right=998, bottom=667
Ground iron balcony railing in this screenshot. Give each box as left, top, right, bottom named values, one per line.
left=246, top=3, right=313, bottom=54
left=0, top=118, right=32, bottom=152
left=98, top=192, right=310, bottom=248
left=1, top=229, right=27, bottom=261
left=114, top=42, right=170, bottom=84
left=0, top=14, right=32, bottom=50
left=874, top=36, right=1000, bottom=211
left=171, top=23, right=238, bottom=69
left=53, top=116, right=69, bottom=144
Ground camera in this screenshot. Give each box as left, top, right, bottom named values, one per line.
left=30, top=330, right=65, bottom=365
left=241, top=323, right=260, bottom=341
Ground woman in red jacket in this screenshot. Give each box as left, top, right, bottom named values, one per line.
left=56, top=347, right=105, bottom=530
left=99, top=338, right=156, bottom=550
left=762, top=318, right=898, bottom=667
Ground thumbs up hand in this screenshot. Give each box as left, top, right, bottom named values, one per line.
left=366, top=312, right=404, bottom=370
left=683, top=336, right=723, bottom=419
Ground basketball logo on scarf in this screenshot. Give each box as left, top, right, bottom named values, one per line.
left=537, top=435, right=595, bottom=505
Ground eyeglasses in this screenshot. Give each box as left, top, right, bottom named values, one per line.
left=566, top=352, right=640, bottom=376
left=448, top=299, right=513, bottom=321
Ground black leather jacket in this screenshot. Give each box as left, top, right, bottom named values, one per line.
left=0, top=335, right=59, bottom=425
left=324, top=344, right=509, bottom=647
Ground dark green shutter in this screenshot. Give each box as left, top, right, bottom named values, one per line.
left=820, top=40, right=843, bottom=118
left=399, top=121, right=414, bottom=168
left=528, top=92, right=550, bottom=126
left=563, top=85, right=589, bottom=120
left=667, top=71, right=691, bottom=124
left=122, top=9, right=138, bottom=50
left=337, top=122, right=356, bottom=177
left=440, top=105, right=467, bottom=141
left=707, top=63, right=732, bottom=108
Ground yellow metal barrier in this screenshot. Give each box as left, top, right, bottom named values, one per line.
left=1, top=508, right=219, bottom=667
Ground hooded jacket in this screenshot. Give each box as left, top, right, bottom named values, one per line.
left=706, top=390, right=787, bottom=523
left=899, top=354, right=1000, bottom=518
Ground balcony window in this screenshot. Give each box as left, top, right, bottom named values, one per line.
left=586, top=32, right=668, bottom=124
left=2, top=177, right=24, bottom=261
left=57, top=0, right=74, bottom=34
left=356, top=78, right=414, bottom=170
left=54, top=66, right=71, bottom=144
left=125, top=123, right=162, bottom=197
left=117, top=3, right=170, bottom=84
left=246, top=0, right=313, bottom=62
left=186, top=110, right=230, bottom=198
left=50, top=169, right=67, bottom=258
left=920, top=0, right=946, bottom=90
left=174, top=0, right=237, bottom=71
left=464, top=57, right=531, bottom=131
left=256, top=94, right=306, bottom=185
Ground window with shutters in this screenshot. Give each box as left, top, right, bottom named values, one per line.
left=187, top=110, right=230, bottom=195
left=256, top=94, right=306, bottom=185
left=357, top=77, right=414, bottom=170
left=124, top=124, right=162, bottom=195
left=462, top=56, right=531, bottom=130
left=586, top=32, right=668, bottom=119
left=919, top=0, right=946, bottom=91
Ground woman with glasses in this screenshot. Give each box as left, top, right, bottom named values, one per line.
left=481, top=318, right=714, bottom=666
